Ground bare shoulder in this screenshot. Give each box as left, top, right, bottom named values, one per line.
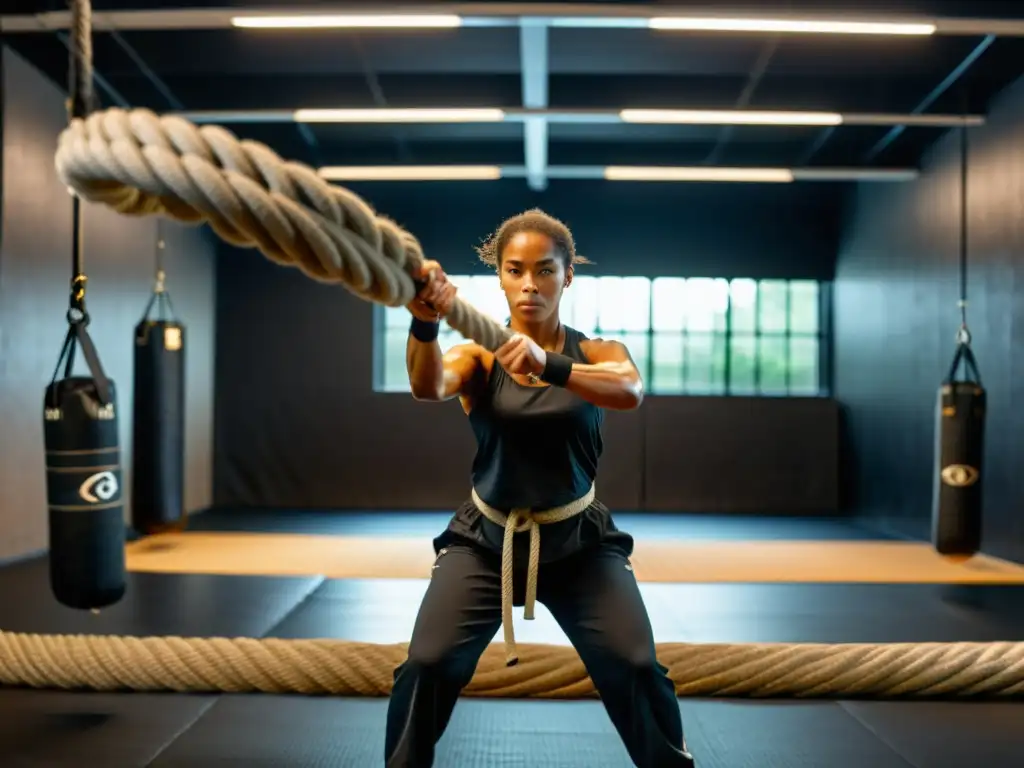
left=579, top=336, right=635, bottom=365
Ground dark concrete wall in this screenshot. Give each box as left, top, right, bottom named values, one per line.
left=834, top=74, right=1024, bottom=563
left=214, top=180, right=842, bottom=513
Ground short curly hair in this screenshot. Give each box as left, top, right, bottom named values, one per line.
left=475, top=208, right=591, bottom=271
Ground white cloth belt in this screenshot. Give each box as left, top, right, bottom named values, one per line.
left=470, top=484, right=596, bottom=666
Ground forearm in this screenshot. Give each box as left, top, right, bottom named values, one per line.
left=555, top=358, right=643, bottom=410
left=406, top=319, right=445, bottom=400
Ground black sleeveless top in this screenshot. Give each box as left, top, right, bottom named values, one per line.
left=435, top=326, right=634, bottom=564
left=469, top=326, right=602, bottom=510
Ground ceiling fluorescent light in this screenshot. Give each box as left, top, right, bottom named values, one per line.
left=648, top=17, right=936, bottom=35
left=231, top=14, right=462, bottom=29
left=294, top=108, right=505, bottom=123
left=620, top=109, right=842, bottom=126
left=604, top=166, right=794, bottom=183
left=318, top=166, right=502, bottom=181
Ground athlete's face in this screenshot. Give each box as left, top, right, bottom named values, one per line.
left=499, top=231, right=573, bottom=323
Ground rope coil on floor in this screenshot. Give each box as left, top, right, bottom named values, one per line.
left=1, top=631, right=1023, bottom=699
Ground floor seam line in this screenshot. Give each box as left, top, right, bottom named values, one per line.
left=838, top=701, right=921, bottom=768
left=142, top=697, right=220, bottom=767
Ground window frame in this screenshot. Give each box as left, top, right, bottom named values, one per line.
left=374, top=276, right=831, bottom=397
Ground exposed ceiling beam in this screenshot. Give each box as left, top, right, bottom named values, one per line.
left=107, top=29, right=184, bottom=111
left=177, top=108, right=985, bottom=129
left=704, top=36, right=779, bottom=165
left=519, top=18, right=548, bottom=192
left=349, top=35, right=412, bottom=163
left=5, top=7, right=1024, bottom=36
left=862, top=34, right=996, bottom=163
left=51, top=31, right=129, bottom=109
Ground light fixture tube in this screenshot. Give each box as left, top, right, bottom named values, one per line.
left=231, top=14, right=462, bottom=29
left=294, top=108, right=505, bottom=123
left=318, top=165, right=503, bottom=181
left=648, top=17, right=936, bottom=35
left=604, top=166, right=795, bottom=182
left=620, top=109, right=843, bottom=126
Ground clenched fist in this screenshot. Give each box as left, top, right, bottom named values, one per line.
left=407, top=260, right=458, bottom=322
left=495, top=333, right=547, bottom=378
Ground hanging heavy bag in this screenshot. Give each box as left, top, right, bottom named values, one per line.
left=131, top=281, right=186, bottom=536
left=43, top=311, right=127, bottom=610
left=931, top=339, right=985, bottom=556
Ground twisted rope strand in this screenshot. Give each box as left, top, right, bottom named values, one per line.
left=68, top=0, right=94, bottom=117
left=54, top=108, right=513, bottom=351
left=1, top=631, right=1023, bottom=699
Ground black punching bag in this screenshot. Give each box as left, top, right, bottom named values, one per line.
left=44, top=317, right=127, bottom=610
left=131, top=298, right=186, bottom=535
left=931, top=341, right=985, bottom=556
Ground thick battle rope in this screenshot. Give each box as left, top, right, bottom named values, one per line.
left=54, top=107, right=511, bottom=350
left=56, top=0, right=508, bottom=350
left=6, top=0, right=1015, bottom=703
left=1, top=632, right=1023, bottom=699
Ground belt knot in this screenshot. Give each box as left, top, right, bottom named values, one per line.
left=470, top=486, right=595, bottom=665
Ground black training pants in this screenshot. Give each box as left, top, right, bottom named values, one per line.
left=384, top=540, right=694, bottom=767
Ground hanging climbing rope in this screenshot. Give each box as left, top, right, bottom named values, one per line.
left=52, top=0, right=510, bottom=352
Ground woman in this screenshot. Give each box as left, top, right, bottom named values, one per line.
left=385, top=209, right=695, bottom=768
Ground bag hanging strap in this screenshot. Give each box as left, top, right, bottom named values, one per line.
left=943, top=338, right=981, bottom=387
left=139, top=232, right=178, bottom=325
left=942, top=115, right=981, bottom=389
left=48, top=276, right=113, bottom=407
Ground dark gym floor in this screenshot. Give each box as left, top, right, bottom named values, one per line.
left=2, top=511, right=1023, bottom=767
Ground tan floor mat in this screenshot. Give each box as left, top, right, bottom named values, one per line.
left=124, top=533, right=1024, bottom=583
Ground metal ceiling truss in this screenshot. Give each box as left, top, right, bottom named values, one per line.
left=5, top=6, right=1024, bottom=36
